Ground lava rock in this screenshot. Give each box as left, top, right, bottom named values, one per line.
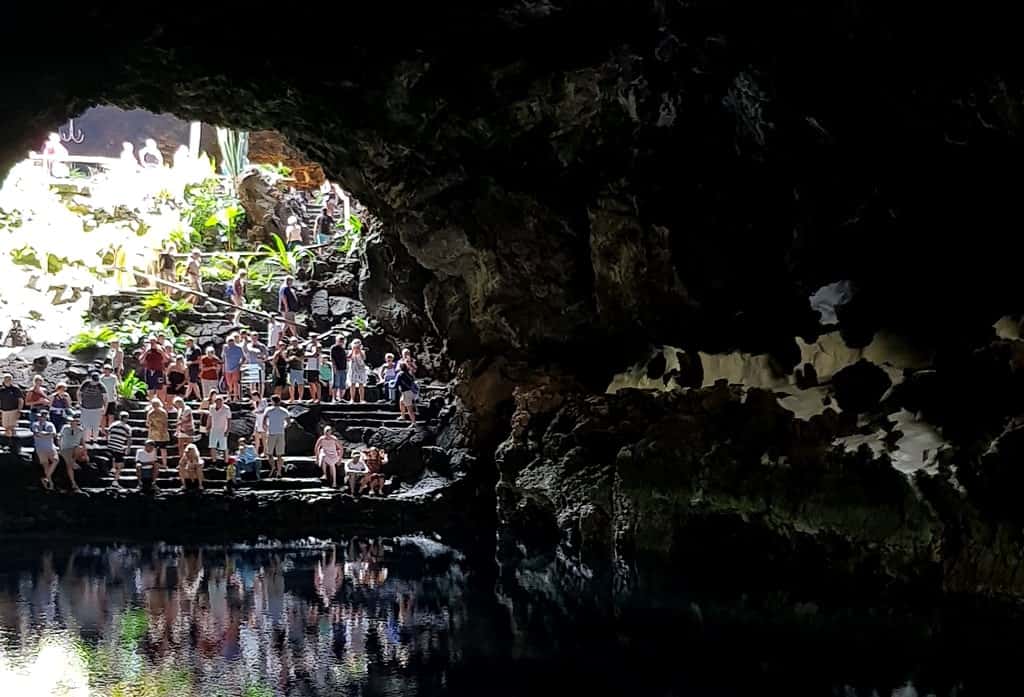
left=419, top=446, right=450, bottom=474
left=831, top=360, right=892, bottom=414
left=368, top=426, right=435, bottom=481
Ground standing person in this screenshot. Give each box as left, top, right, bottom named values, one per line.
left=207, top=394, right=231, bottom=463
left=145, top=398, right=170, bottom=473
left=184, top=337, right=202, bottom=400
left=378, top=353, right=398, bottom=405
left=109, top=339, right=125, bottom=378
left=138, top=138, right=164, bottom=168
left=25, top=374, right=50, bottom=417
left=270, top=341, right=288, bottom=399
left=49, top=382, right=71, bottom=433
left=278, top=277, right=300, bottom=338
left=78, top=372, right=107, bottom=443
left=31, top=410, right=58, bottom=490
left=0, top=373, right=24, bottom=444
left=135, top=440, right=159, bottom=493
left=314, top=426, right=343, bottom=488
left=244, top=332, right=268, bottom=398
left=330, top=335, right=348, bottom=403
left=186, top=250, right=203, bottom=304
left=395, top=362, right=417, bottom=427
left=313, top=209, right=333, bottom=244
left=222, top=335, right=245, bottom=402
left=158, top=245, right=177, bottom=288
left=268, top=317, right=286, bottom=350
left=199, top=346, right=221, bottom=398
left=178, top=443, right=204, bottom=491
left=285, top=216, right=303, bottom=250
left=226, top=270, right=247, bottom=325
left=57, top=414, right=86, bottom=493
left=139, top=337, right=167, bottom=399
left=400, top=348, right=418, bottom=376
left=164, top=357, right=187, bottom=410
left=250, top=392, right=268, bottom=457
left=261, top=395, right=291, bottom=479
left=106, top=411, right=132, bottom=488
left=286, top=338, right=306, bottom=402
left=347, top=339, right=368, bottom=404
left=173, top=396, right=194, bottom=461
left=99, top=364, right=119, bottom=430
left=304, top=337, right=322, bottom=402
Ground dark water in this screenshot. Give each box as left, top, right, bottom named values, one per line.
left=0, top=539, right=1019, bottom=696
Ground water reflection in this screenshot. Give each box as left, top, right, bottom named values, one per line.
left=0, top=539, right=465, bottom=696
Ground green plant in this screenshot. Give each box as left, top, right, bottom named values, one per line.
left=256, top=162, right=292, bottom=178
left=69, top=326, right=117, bottom=353
left=116, top=370, right=148, bottom=400
left=257, top=233, right=313, bottom=276
left=336, top=214, right=364, bottom=256
left=10, top=245, right=41, bottom=269
left=140, top=290, right=193, bottom=319
left=353, top=316, right=369, bottom=331
left=201, top=253, right=243, bottom=282
left=217, top=128, right=250, bottom=184
left=168, top=224, right=204, bottom=252
left=183, top=177, right=241, bottom=250
left=114, top=317, right=178, bottom=346
left=204, top=203, right=245, bottom=250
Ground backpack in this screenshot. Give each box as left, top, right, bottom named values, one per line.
left=224, top=281, right=235, bottom=298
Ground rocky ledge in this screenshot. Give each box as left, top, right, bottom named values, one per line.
left=0, top=461, right=485, bottom=541
left=496, top=379, right=1024, bottom=599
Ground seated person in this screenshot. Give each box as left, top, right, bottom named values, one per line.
left=135, top=440, right=159, bottom=493
left=360, top=447, right=388, bottom=496
left=235, top=438, right=260, bottom=480
left=344, top=451, right=369, bottom=496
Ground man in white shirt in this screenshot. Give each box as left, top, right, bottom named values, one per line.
left=260, top=395, right=291, bottom=478
left=207, top=395, right=232, bottom=462
left=135, top=439, right=159, bottom=493
left=99, top=364, right=119, bottom=431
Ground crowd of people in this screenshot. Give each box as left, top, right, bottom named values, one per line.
left=0, top=322, right=420, bottom=493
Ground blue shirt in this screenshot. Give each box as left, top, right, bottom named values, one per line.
left=223, top=344, right=245, bottom=372
left=31, top=421, right=56, bottom=450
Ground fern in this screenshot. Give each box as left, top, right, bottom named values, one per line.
left=69, top=326, right=117, bottom=353
left=116, top=370, right=148, bottom=400
left=257, top=234, right=313, bottom=276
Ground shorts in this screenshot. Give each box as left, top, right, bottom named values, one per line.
left=105, top=402, right=117, bottom=416
left=266, top=433, right=286, bottom=456
left=144, top=369, right=164, bottom=390
left=80, top=407, right=103, bottom=431
left=289, top=369, right=305, bottom=386
left=332, top=370, right=347, bottom=389
left=110, top=450, right=128, bottom=465
left=208, top=430, right=228, bottom=452
left=225, top=369, right=241, bottom=383
left=188, top=365, right=200, bottom=382
left=201, top=379, right=219, bottom=396
left=59, top=448, right=78, bottom=465
left=282, top=311, right=296, bottom=326
left=273, top=371, right=287, bottom=388
left=305, top=369, right=320, bottom=383
left=1, top=410, right=19, bottom=429
left=35, top=447, right=57, bottom=462
left=400, top=390, right=415, bottom=407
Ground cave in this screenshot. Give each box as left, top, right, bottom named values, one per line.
left=2, top=3, right=1024, bottom=693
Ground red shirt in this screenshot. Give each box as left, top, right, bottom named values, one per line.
left=199, top=355, right=220, bottom=381
left=141, top=348, right=166, bottom=371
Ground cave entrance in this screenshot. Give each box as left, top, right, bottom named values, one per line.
left=0, top=106, right=365, bottom=350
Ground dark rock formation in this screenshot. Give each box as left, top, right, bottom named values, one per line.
left=5, top=2, right=1024, bottom=600
left=368, top=426, right=436, bottom=481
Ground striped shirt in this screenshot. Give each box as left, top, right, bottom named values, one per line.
left=106, top=421, right=132, bottom=454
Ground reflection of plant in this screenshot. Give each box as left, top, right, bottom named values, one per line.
left=257, top=234, right=313, bottom=276
left=140, top=290, right=193, bottom=319
left=69, top=326, right=117, bottom=353
left=116, top=370, right=148, bottom=400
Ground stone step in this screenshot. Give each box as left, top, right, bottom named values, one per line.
left=98, top=475, right=328, bottom=490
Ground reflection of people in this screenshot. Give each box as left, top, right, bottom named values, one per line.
left=119, top=142, right=136, bottom=167
left=138, top=138, right=164, bottom=168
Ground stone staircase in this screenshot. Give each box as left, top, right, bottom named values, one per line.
left=2, top=397, right=431, bottom=492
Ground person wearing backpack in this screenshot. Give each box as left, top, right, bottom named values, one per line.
left=226, top=270, right=247, bottom=325
left=395, top=362, right=417, bottom=427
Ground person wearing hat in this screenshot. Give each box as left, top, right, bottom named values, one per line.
left=57, top=413, right=85, bottom=493
left=135, top=439, right=159, bottom=493
left=78, top=371, right=107, bottom=444
left=207, top=394, right=231, bottom=462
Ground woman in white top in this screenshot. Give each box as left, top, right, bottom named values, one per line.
left=173, top=396, right=194, bottom=459
left=314, top=425, right=344, bottom=488
left=250, top=392, right=269, bottom=457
